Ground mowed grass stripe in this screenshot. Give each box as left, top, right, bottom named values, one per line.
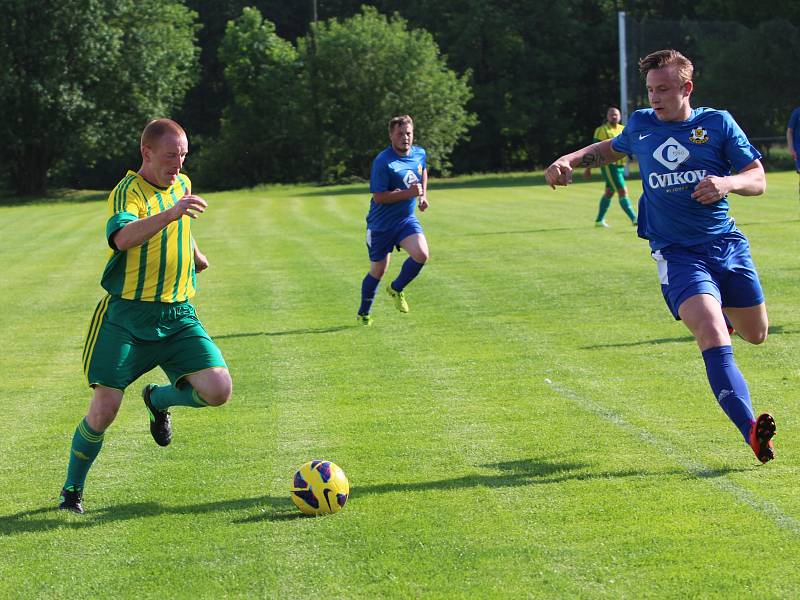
left=1, top=173, right=800, bottom=598
left=547, top=377, right=800, bottom=534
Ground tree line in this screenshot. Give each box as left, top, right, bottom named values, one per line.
left=1, top=0, right=799, bottom=195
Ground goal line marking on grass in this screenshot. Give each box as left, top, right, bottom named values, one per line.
left=545, top=378, right=800, bottom=535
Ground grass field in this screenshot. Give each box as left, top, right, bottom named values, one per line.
left=1, top=170, right=799, bottom=598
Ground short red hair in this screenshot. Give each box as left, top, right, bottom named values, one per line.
left=141, top=118, right=186, bottom=149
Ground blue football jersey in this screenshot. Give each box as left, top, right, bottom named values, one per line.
left=788, top=107, right=800, bottom=165
left=367, top=145, right=427, bottom=230
left=612, top=107, right=761, bottom=250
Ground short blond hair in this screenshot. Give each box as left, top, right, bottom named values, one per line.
left=141, top=118, right=186, bottom=149
left=639, top=49, right=693, bottom=85
left=388, top=115, right=413, bottom=132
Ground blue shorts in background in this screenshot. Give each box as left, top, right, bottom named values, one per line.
left=366, top=215, right=424, bottom=262
left=651, top=230, right=764, bottom=320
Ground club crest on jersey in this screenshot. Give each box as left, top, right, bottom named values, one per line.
left=403, top=170, right=419, bottom=187
left=652, top=137, right=690, bottom=170
left=689, top=127, right=709, bottom=144
left=417, top=164, right=423, bottom=175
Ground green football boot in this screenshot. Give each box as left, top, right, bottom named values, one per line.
left=386, top=284, right=409, bottom=313
left=357, top=314, right=373, bottom=326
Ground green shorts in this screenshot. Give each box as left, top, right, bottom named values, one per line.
left=600, top=164, right=626, bottom=193
left=82, top=295, right=227, bottom=391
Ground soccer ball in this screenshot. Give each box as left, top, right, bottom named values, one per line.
left=290, top=460, right=350, bottom=516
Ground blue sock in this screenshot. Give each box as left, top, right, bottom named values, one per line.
left=391, top=257, right=425, bottom=292
left=701, top=345, right=754, bottom=442
left=358, top=274, right=381, bottom=315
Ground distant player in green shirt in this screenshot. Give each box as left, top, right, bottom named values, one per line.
left=583, top=107, right=637, bottom=227
left=58, top=119, right=232, bottom=514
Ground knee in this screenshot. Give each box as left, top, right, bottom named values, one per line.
left=87, top=392, right=121, bottom=431
left=412, top=249, right=429, bottom=264
left=204, top=376, right=233, bottom=407
left=693, top=322, right=729, bottom=350
left=369, top=262, right=389, bottom=279
left=740, top=328, right=768, bottom=345
left=87, top=407, right=118, bottom=431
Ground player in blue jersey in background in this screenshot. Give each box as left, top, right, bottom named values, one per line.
left=357, top=115, right=429, bottom=325
left=545, top=49, right=776, bottom=463
left=786, top=106, right=800, bottom=200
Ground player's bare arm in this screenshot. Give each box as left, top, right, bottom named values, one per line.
left=418, top=168, right=429, bottom=212
left=545, top=140, right=623, bottom=189
left=113, top=192, right=207, bottom=251
left=787, top=128, right=797, bottom=161
left=193, top=241, right=209, bottom=273
left=373, top=182, right=424, bottom=204
left=691, top=160, right=765, bottom=205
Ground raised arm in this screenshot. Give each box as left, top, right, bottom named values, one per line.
left=112, top=193, right=207, bottom=251
left=545, top=140, right=626, bottom=189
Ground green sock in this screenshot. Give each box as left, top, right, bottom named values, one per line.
left=150, top=383, right=209, bottom=410
left=596, top=196, right=611, bottom=222
left=619, top=197, right=637, bottom=222
left=64, top=418, right=104, bottom=491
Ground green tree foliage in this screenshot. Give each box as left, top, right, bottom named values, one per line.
left=378, top=0, right=619, bottom=172
left=692, top=19, right=800, bottom=139
left=194, top=7, right=310, bottom=189
left=201, top=5, right=474, bottom=188
left=0, top=0, right=198, bottom=195
left=177, top=0, right=361, bottom=149
left=299, top=6, right=475, bottom=181
left=625, top=15, right=800, bottom=147
left=6, top=1, right=799, bottom=192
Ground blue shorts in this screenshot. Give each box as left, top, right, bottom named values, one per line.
left=652, top=230, right=764, bottom=320
left=366, top=216, right=424, bottom=262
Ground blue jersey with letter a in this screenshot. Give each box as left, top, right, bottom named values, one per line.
left=367, top=145, right=427, bottom=230
left=612, top=107, right=761, bottom=251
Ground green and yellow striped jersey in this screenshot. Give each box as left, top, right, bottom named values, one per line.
left=101, top=171, right=196, bottom=303
left=593, top=122, right=626, bottom=167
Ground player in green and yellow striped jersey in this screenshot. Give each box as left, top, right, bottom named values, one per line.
left=59, top=119, right=232, bottom=513
left=583, top=107, right=637, bottom=227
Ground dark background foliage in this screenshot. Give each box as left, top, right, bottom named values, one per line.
left=2, top=0, right=798, bottom=194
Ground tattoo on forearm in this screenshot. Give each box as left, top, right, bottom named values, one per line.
left=578, top=153, right=606, bottom=168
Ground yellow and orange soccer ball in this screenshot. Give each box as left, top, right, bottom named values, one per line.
left=290, top=460, right=350, bottom=516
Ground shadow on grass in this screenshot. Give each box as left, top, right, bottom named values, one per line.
left=581, top=324, right=793, bottom=349
left=0, top=494, right=299, bottom=536
left=0, top=458, right=750, bottom=535
left=215, top=325, right=353, bottom=340
left=353, top=457, right=748, bottom=498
